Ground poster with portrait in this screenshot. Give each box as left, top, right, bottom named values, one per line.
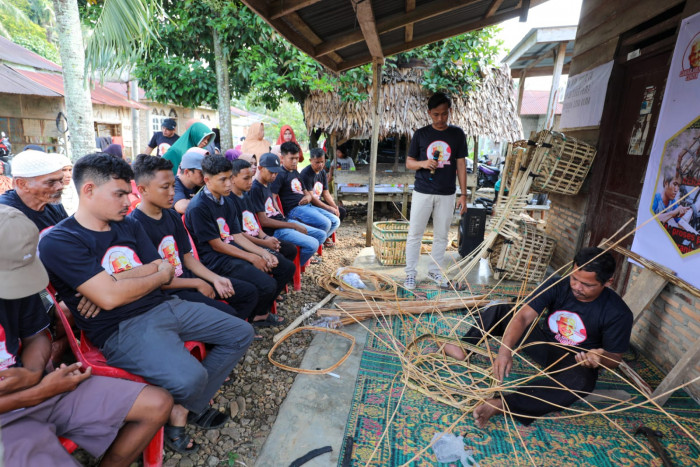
left=632, top=12, right=700, bottom=289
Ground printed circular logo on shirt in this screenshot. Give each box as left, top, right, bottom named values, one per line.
left=264, top=197, right=279, bottom=217
left=291, top=178, right=304, bottom=194
left=548, top=310, right=587, bottom=345
left=158, top=235, right=183, bottom=277
left=157, top=142, right=171, bottom=156
left=313, top=181, right=323, bottom=197
left=216, top=217, right=233, bottom=243
left=0, top=325, right=17, bottom=370
left=426, top=141, right=452, bottom=168
left=101, top=246, right=143, bottom=274
left=242, top=210, right=260, bottom=237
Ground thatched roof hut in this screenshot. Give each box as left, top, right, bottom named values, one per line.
left=304, top=65, right=523, bottom=142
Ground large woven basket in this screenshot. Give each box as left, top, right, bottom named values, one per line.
left=372, top=221, right=432, bottom=266
left=528, top=130, right=597, bottom=195
left=489, top=221, right=556, bottom=283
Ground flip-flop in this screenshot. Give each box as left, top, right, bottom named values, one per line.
left=276, top=294, right=286, bottom=303
left=309, top=257, right=322, bottom=265
left=252, top=314, right=287, bottom=328
left=187, top=407, right=229, bottom=429
left=164, top=425, right=199, bottom=453
left=323, top=240, right=335, bottom=248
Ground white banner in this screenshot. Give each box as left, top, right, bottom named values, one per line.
left=559, top=60, right=614, bottom=129
left=631, top=12, right=700, bottom=289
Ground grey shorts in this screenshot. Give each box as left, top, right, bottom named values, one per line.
left=0, top=375, right=146, bottom=466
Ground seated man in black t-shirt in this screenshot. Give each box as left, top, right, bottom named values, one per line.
left=0, top=205, right=173, bottom=466
left=185, top=156, right=294, bottom=328
left=229, top=159, right=298, bottom=264
left=300, top=148, right=346, bottom=229
left=129, top=155, right=261, bottom=338
left=444, top=248, right=633, bottom=428
left=173, top=150, right=205, bottom=214
left=39, top=154, right=254, bottom=453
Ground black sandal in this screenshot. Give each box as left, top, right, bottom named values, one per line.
left=252, top=314, right=286, bottom=328
left=164, top=425, right=199, bottom=453
left=187, top=407, right=229, bottom=429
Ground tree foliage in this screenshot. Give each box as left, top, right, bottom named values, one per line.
left=133, top=0, right=502, bottom=115
left=0, top=0, right=59, bottom=62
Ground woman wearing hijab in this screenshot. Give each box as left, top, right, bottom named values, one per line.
left=225, top=148, right=242, bottom=161
left=103, top=143, right=123, bottom=159
left=163, top=122, right=215, bottom=174
left=241, top=122, right=271, bottom=159
left=276, top=125, right=304, bottom=162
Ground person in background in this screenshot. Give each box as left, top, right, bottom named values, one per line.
left=0, top=204, right=174, bottom=466
left=60, top=160, right=79, bottom=216
left=335, top=145, right=355, bottom=171
left=241, top=122, right=271, bottom=159
left=225, top=148, right=242, bottom=162
left=144, top=118, right=179, bottom=157
left=239, top=154, right=257, bottom=176
left=0, top=160, right=12, bottom=195
left=173, top=151, right=206, bottom=215
left=104, top=144, right=123, bottom=160
left=276, top=125, right=304, bottom=162
left=163, top=122, right=215, bottom=175
left=300, top=148, right=346, bottom=232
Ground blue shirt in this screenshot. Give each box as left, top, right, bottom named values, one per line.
left=652, top=192, right=680, bottom=218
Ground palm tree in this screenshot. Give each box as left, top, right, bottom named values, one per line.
left=52, top=0, right=161, bottom=160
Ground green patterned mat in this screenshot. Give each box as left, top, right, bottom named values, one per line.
left=338, top=287, right=700, bottom=466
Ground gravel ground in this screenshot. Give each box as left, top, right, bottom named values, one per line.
left=73, top=205, right=370, bottom=467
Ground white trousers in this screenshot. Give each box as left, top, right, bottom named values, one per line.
left=404, top=191, right=455, bottom=276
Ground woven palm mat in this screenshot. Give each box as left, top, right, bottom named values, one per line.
left=338, top=288, right=700, bottom=466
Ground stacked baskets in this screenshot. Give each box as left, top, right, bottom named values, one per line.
left=488, top=220, right=556, bottom=283
left=372, top=221, right=433, bottom=266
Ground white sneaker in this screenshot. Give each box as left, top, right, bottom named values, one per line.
left=428, top=271, right=449, bottom=288
left=403, top=275, right=416, bottom=290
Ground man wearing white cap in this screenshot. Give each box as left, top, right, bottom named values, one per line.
left=0, top=149, right=71, bottom=233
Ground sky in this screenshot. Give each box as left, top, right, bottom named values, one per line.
left=495, top=0, right=584, bottom=90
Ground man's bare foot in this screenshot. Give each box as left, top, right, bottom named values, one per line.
left=442, top=343, right=467, bottom=360
left=474, top=398, right=503, bottom=428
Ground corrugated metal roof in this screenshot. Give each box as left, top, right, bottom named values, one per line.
left=0, top=65, right=62, bottom=97
left=520, top=90, right=563, bottom=116
left=14, top=69, right=148, bottom=109
left=0, top=36, right=62, bottom=72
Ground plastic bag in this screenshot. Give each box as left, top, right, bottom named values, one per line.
left=334, top=267, right=367, bottom=290
left=431, top=432, right=479, bottom=466
left=306, top=316, right=343, bottom=329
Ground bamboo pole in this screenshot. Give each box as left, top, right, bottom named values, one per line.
left=366, top=58, right=384, bottom=246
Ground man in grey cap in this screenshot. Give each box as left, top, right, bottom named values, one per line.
left=144, top=118, right=179, bottom=157
left=0, top=149, right=71, bottom=234
left=173, top=150, right=205, bottom=214
left=0, top=205, right=173, bottom=466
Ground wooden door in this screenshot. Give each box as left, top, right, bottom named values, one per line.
left=585, top=49, right=671, bottom=284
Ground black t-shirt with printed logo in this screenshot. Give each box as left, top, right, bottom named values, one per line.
left=408, top=124, right=468, bottom=196
left=300, top=166, right=327, bottom=199
left=0, top=190, right=67, bottom=234
left=228, top=192, right=264, bottom=238
left=270, top=168, right=306, bottom=215
left=39, top=216, right=165, bottom=348
left=526, top=277, right=633, bottom=353
left=148, top=132, right=180, bottom=157
left=174, top=176, right=198, bottom=205
left=128, top=208, right=194, bottom=280
left=249, top=179, right=286, bottom=236
left=0, top=294, right=50, bottom=371
left=184, top=190, right=241, bottom=272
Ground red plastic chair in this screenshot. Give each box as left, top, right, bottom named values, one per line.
left=47, top=287, right=205, bottom=466
left=275, top=196, right=324, bottom=258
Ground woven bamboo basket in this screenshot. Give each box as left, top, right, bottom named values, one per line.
left=489, top=221, right=556, bottom=283
left=529, top=130, right=597, bottom=195
left=372, top=221, right=433, bottom=266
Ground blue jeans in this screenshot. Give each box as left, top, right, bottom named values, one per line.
left=288, top=204, right=340, bottom=239
left=102, top=298, right=254, bottom=414
left=273, top=220, right=326, bottom=264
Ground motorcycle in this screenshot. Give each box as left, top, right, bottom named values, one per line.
left=477, top=162, right=501, bottom=188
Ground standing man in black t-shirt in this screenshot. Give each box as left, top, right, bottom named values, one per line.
left=173, top=150, right=205, bottom=214
left=443, top=248, right=633, bottom=427
left=300, top=148, right=346, bottom=225
left=144, top=118, right=179, bottom=157
left=404, top=93, right=468, bottom=290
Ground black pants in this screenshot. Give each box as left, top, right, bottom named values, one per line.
left=276, top=239, right=298, bottom=263
left=170, top=281, right=258, bottom=321
left=463, top=304, right=598, bottom=425
left=338, top=205, right=347, bottom=221
left=213, top=253, right=295, bottom=318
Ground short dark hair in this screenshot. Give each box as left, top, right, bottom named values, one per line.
left=336, top=145, right=348, bottom=157
left=231, top=159, right=251, bottom=176
left=132, top=154, right=173, bottom=184
left=428, top=92, right=451, bottom=110
left=280, top=141, right=301, bottom=156
left=201, top=155, right=232, bottom=176
left=309, top=148, right=325, bottom=159
left=73, top=153, right=133, bottom=192
left=573, top=247, right=616, bottom=284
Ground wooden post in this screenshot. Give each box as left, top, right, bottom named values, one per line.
left=393, top=133, right=400, bottom=171
left=366, top=59, right=384, bottom=247
left=517, top=69, right=526, bottom=116
left=545, top=41, right=567, bottom=130
left=329, top=133, right=337, bottom=194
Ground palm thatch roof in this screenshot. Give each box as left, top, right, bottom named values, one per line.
left=304, top=65, right=523, bottom=141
